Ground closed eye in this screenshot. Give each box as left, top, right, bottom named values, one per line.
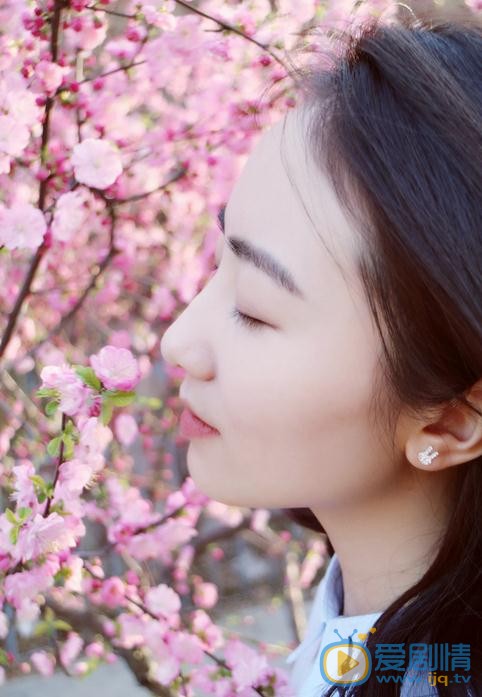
left=230, top=308, right=267, bottom=330
left=206, top=259, right=269, bottom=331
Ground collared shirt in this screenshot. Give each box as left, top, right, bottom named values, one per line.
left=285, top=554, right=439, bottom=697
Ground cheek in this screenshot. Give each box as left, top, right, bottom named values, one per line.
left=212, top=303, right=392, bottom=507
left=220, top=309, right=378, bottom=442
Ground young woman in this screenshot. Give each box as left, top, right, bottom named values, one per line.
left=160, top=13, right=482, bottom=697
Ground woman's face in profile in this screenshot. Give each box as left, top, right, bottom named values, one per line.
left=161, top=107, right=397, bottom=511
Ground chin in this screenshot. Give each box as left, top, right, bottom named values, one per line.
left=186, top=448, right=261, bottom=508
left=187, top=469, right=242, bottom=506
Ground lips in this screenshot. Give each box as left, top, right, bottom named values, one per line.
left=179, top=394, right=219, bottom=433
left=179, top=406, right=220, bottom=439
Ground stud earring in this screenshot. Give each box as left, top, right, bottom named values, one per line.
left=417, top=445, right=439, bottom=466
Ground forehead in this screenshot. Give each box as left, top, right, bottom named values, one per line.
left=226, top=107, right=362, bottom=299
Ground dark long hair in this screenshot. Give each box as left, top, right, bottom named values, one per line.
left=281, top=12, right=482, bottom=696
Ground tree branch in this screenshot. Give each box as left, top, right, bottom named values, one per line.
left=172, top=0, right=291, bottom=74
left=0, top=0, right=65, bottom=363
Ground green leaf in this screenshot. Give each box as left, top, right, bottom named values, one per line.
left=35, top=387, right=58, bottom=399
left=17, top=507, right=32, bottom=520
left=53, top=619, right=72, bottom=631
left=81, top=656, right=101, bottom=678
left=47, top=435, right=62, bottom=457
left=103, top=390, right=136, bottom=407
left=54, top=566, right=72, bottom=584
left=9, top=526, right=19, bottom=544
left=5, top=508, right=17, bottom=524
left=64, top=419, right=75, bottom=436
left=61, top=433, right=75, bottom=459
left=33, top=621, right=51, bottom=637
left=74, top=365, right=102, bottom=391
left=137, top=396, right=162, bottom=409
left=101, top=400, right=114, bottom=426
left=45, top=400, right=59, bottom=417
left=30, top=474, right=47, bottom=491
left=50, top=505, right=64, bottom=517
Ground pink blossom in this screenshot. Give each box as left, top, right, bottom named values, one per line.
left=16, top=598, right=41, bottom=635
left=167, top=630, right=204, bottom=663
left=114, top=412, right=139, bottom=447
left=10, top=461, right=37, bottom=509
left=65, top=14, right=107, bottom=51
left=145, top=583, right=181, bottom=618
left=56, top=458, right=97, bottom=498
left=77, top=416, right=113, bottom=465
left=157, top=516, right=197, bottom=547
left=250, top=508, right=270, bottom=533
left=193, top=581, right=218, bottom=609
left=149, top=640, right=180, bottom=685
left=72, top=660, right=89, bottom=676
left=140, top=1, right=177, bottom=30
left=89, top=345, right=141, bottom=391
left=0, top=74, right=41, bottom=127
left=206, top=500, right=244, bottom=527
left=39, top=363, right=89, bottom=416
left=34, top=60, right=69, bottom=93
left=71, top=138, right=123, bottom=189
left=30, top=650, right=56, bottom=676
left=99, top=576, right=126, bottom=608
left=17, top=513, right=81, bottom=562
left=85, top=641, right=104, bottom=658
left=150, top=518, right=198, bottom=564
left=299, top=538, right=327, bottom=589
left=63, top=555, right=84, bottom=592
left=121, top=530, right=162, bottom=560
left=5, top=557, right=60, bottom=608
left=0, top=514, right=18, bottom=563
left=0, top=203, right=46, bottom=250
left=0, top=153, right=10, bottom=174
left=117, top=613, right=148, bottom=649
left=191, top=609, right=224, bottom=650
left=181, top=476, right=209, bottom=507
left=0, top=115, right=30, bottom=157
left=60, top=632, right=84, bottom=668
left=109, top=329, right=131, bottom=348
left=224, top=639, right=269, bottom=691
left=51, top=189, right=90, bottom=242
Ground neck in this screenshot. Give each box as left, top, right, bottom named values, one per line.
left=312, top=467, right=456, bottom=617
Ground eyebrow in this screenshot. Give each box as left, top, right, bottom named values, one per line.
left=216, top=205, right=304, bottom=299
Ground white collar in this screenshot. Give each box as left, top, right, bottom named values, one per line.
left=285, top=553, right=383, bottom=696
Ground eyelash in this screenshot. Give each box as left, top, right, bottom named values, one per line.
left=210, top=262, right=267, bottom=331
left=230, top=308, right=266, bottom=330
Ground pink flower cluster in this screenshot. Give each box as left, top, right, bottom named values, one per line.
left=2, top=0, right=473, bottom=690
left=0, top=345, right=295, bottom=694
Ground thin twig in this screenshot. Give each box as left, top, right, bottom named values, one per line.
left=0, top=0, right=65, bottom=363
left=85, top=4, right=137, bottom=19
left=43, top=411, right=68, bottom=518
left=172, top=0, right=291, bottom=74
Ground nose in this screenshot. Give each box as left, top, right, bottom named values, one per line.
left=160, top=311, right=182, bottom=368
left=160, top=300, right=215, bottom=381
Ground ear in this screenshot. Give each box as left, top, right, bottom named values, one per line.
left=405, top=379, right=482, bottom=472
